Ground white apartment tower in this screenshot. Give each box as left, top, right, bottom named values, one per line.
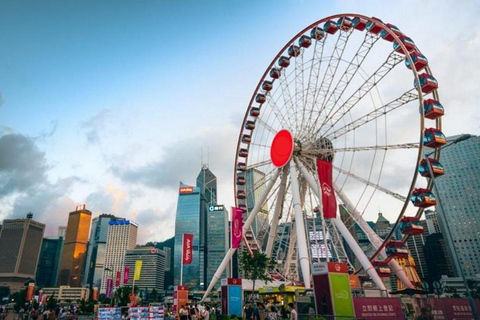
left=100, top=219, right=138, bottom=294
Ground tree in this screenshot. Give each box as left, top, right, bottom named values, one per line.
left=239, top=251, right=276, bottom=299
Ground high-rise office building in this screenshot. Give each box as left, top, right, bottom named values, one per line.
left=433, top=134, right=480, bottom=277
left=124, top=247, right=166, bottom=293
left=174, top=183, right=202, bottom=289
left=36, top=237, right=63, bottom=287
left=423, top=233, right=454, bottom=284
left=101, top=219, right=138, bottom=294
left=83, top=214, right=116, bottom=289
left=205, top=205, right=227, bottom=290
left=0, top=215, right=45, bottom=292
left=57, top=205, right=92, bottom=287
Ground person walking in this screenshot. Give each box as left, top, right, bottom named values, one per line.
left=244, top=302, right=253, bottom=320
left=287, top=303, right=296, bottom=320
left=267, top=306, right=277, bottom=320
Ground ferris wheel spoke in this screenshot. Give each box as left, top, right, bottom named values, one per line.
left=334, top=165, right=407, bottom=202
left=254, top=114, right=281, bottom=136
left=305, top=29, right=354, bottom=134
left=326, top=88, right=419, bottom=140
left=315, top=32, right=381, bottom=135
left=316, top=50, right=406, bottom=137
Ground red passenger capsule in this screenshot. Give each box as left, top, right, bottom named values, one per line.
left=323, top=20, right=338, bottom=35
left=249, top=107, right=260, bottom=117
left=288, top=45, right=301, bottom=57
left=236, top=190, right=246, bottom=199
left=337, top=17, right=352, bottom=31
left=423, top=99, right=444, bottom=119
left=238, top=148, right=249, bottom=158
left=399, top=217, right=424, bottom=235
left=423, top=128, right=446, bottom=148
left=278, top=56, right=290, bottom=68
left=352, top=17, right=368, bottom=31
left=385, top=241, right=409, bottom=259
left=270, top=68, right=281, bottom=79
left=236, top=162, right=247, bottom=172
left=241, top=134, right=252, bottom=144
left=394, top=36, right=416, bottom=53
left=419, top=158, right=445, bottom=178
left=373, top=261, right=391, bottom=278
left=236, top=176, right=246, bottom=185
left=414, top=73, right=438, bottom=94
left=410, top=188, right=437, bottom=208
left=245, top=120, right=255, bottom=130
left=262, top=80, right=273, bottom=92
left=405, top=52, right=428, bottom=72
left=298, top=35, right=312, bottom=48
left=255, top=94, right=266, bottom=104
left=310, top=27, right=326, bottom=40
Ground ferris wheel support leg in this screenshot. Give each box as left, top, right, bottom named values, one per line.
left=295, top=158, right=387, bottom=294
left=334, top=186, right=415, bottom=289
left=200, top=168, right=282, bottom=302
left=289, top=159, right=311, bottom=289
left=265, top=167, right=289, bottom=257
left=331, top=217, right=388, bottom=295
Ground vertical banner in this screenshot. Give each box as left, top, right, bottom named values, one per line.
left=316, top=159, right=337, bottom=219
left=231, top=207, right=243, bottom=248
left=182, top=233, right=193, bottom=264
left=106, top=278, right=113, bottom=298
left=134, top=260, right=143, bottom=281
left=115, top=271, right=121, bottom=287
left=25, top=283, right=34, bottom=301
left=123, top=267, right=130, bottom=284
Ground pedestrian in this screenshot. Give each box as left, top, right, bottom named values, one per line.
left=179, top=305, right=188, bottom=320
left=287, top=303, right=296, bottom=320
left=19, top=307, right=25, bottom=320
left=202, top=307, right=210, bottom=320
left=244, top=302, right=253, bottom=320
left=267, top=306, right=277, bottom=320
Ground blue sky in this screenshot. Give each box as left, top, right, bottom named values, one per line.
left=1, top=0, right=479, bottom=243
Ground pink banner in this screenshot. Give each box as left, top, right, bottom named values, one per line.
left=353, top=297, right=403, bottom=319
left=115, top=271, right=121, bottom=287
left=444, top=298, right=477, bottom=319
left=106, top=278, right=113, bottom=298
left=316, top=159, right=337, bottom=218
left=124, top=267, right=129, bottom=284
left=231, top=207, right=243, bottom=248
left=182, top=234, right=193, bottom=264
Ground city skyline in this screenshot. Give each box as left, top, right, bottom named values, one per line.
left=1, top=1, right=479, bottom=244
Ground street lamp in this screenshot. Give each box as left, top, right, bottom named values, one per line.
left=424, top=133, right=478, bottom=319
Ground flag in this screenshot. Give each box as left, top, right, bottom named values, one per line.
left=231, top=207, right=243, bottom=248
left=134, top=260, right=142, bottom=281
left=316, top=159, right=337, bottom=219
left=123, top=267, right=130, bottom=284
left=115, top=271, right=121, bottom=287
left=182, top=233, right=193, bottom=264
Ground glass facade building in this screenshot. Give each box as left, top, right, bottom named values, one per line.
left=174, top=183, right=202, bottom=288
left=36, top=238, right=63, bottom=287
left=83, top=214, right=116, bottom=289
left=206, top=205, right=227, bottom=290
left=433, top=134, right=480, bottom=277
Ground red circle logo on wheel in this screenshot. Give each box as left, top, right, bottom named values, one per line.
left=270, top=129, right=294, bottom=168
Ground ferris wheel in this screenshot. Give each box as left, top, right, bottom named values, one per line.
left=203, top=13, right=446, bottom=298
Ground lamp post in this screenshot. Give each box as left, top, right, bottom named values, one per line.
left=425, top=133, right=478, bottom=319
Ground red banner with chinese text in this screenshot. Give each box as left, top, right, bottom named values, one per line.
left=316, top=159, right=337, bottom=219
left=182, top=233, right=193, bottom=264
left=231, top=207, right=243, bottom=248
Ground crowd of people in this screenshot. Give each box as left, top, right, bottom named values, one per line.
left=242, top=302, right=298, bottom=320
left=178, top=304, right=210, bottom=320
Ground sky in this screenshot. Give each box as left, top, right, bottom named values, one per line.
left=0, top=0, right=479, bottom=244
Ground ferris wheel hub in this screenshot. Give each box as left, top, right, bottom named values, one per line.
left=270, top=129, right=294, bottom=168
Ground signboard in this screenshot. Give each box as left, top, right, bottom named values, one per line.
left=353, top=297, right=403, bottom=319
left=97, top=307, right=122, bottom=319
left=209, top=205, right=225, bottom=211
left=179, top=186, right=194, bottom=194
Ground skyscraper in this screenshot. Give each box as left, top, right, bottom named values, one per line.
left=36, top=237, right=63, bottom=287
left=101, top=219, right=138, bottom=294
left=433, top=134, right=480, bottom=277
left=0, top=215, right=45, bottom=292
left=197, top=165, right=218, bottom=289
left=174, top=183, right=201, bottom=288
left=205, top=205, right=227, bottom=290
left=57, top=205, right=92, bottom=287
left=83, top=214, right=116, bottom=289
